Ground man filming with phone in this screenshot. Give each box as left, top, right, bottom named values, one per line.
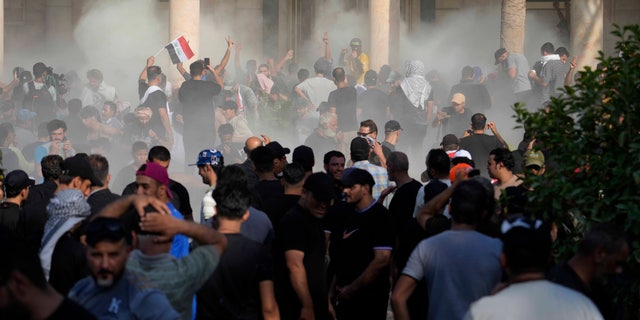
left=432, top=92, right=471, bottom=138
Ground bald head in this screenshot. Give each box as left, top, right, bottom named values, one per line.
left=244, top=137, right=263, bottom=155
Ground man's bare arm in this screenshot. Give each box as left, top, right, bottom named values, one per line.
left=215, top=36, right=235, bottom=74
left=139, top=56, right=154, bottom=81
left=140, top=213, right=227, bottom=254
left=259, top=280, right=281, bottom=320
left=390, top=275, right=418, bottom=320
left=285, top=250, right=315, bottom=319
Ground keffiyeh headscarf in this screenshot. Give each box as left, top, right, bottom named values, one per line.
left=40, top=188, right=92, bottom=280
left=401, top=60, right=431, bottom=109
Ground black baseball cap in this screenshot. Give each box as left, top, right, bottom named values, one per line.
left=266, top=141, right=291, bottom=158
left=303, top=172, right=335, bottom=202
left=4, top=170, right=35, bottom=192
left=341, top=168, right=375, bottom=188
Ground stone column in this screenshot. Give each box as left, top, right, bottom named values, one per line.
left=0, top=0, right=3, bottom=75
left=45, top=0, right=74, bottom=51
left=169, top=0, right=200, bottom=86
left=369, top=0, right=390, bottom=72
left=500, top=0, right=526, bottom=53
left=571, top=0, right=603, bottom=70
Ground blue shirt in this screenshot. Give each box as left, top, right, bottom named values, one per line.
left=168, top=202, right=189, bottom=259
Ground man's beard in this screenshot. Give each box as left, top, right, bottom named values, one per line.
left=94, top=268, right=123, bottom=288
left=322, top=127, right=337, bottom=138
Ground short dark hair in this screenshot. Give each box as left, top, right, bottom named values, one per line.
left=449, top=179, right=488, bottom=225
left=555, top=47, right=570, bottom=57
left=132, top=141, right=148, bottom=154
left=332, top=67, right=346, bottom=83
left=218, top=123, right=234, bottom=136
left=190, top=60, right=205, bottom=77
left=461, top=66, right=474, bottom=79
left=41, top=155, right=63, bottom=181
left=471, top=113, right=487, bottom=130
left=88, top=154, right=109, bottom=184
left=250, top=146, right=275, bottom=173
left=490, top=148, right=515, bottom=171
left=148, top=145, right=171, bottom=162
left=47, top=119, right=67, bottom=133
left=388, top=151, right=409, bottom=172
left=213, top=166, right=250, bottom=220
left=323, top=150, right=345, bottom=165
left=298, top=68, right=310, bottom=82
left=147, top=66, right=162, bottom=82
left=540, top=42, right=555, bottom=54
left=80, top=106, right=100, bottom=120
left=0, top=227, right=48, bottom=289
left=87, top=69, right=103, bottom=81
left=85, top=217, right=130, bottom=247
left=502, top=215, right=552, bottom=274
left=103, top=101, right=117, bottom=113
left=578, top=223, right=627, bottom=256
left=360, top=119, right=378, bottom=134
left=283, top=162, right=306, bottom=185
left=427, top=148, right=450, bottom=176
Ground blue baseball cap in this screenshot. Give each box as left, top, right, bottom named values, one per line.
left=190, top=149, right=224, bottom=167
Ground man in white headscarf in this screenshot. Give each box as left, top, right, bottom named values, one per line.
left=397, top=60, right=434, bottom=158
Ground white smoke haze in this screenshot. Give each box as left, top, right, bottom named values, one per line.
left=1, top=1, right=572, bottom=183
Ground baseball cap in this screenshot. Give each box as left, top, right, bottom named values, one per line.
left=525, top=150, right=545, bottom=168
left=494, top=48, right=507, bottom=65
left=303, top=172, right=335, bottom=202
left=450, top=163, right=473, bottom=182
left=451, top=93, right=466, bottom=105
left=385, top=70, right=401, bottom=83
left=441, top=134, right=459, bottom=146
left=342, top=168, right=375, bottom=188
left=136, top=162, right=173, bottom=199
left=17, top=109, right=37, bottom=121
left=190, top=149, right=224, bottom=167
left=292, top=145, right=314, bottom=172
left=4, top=170, right=35, bottom=192
left=62, top=155, right=103, bottom=187
left=384, top=120, right=403, bottom=133
left=454, top=149, right=472, bottom=160
left=364, top=70, right=377, bottom=86
left=266, top=141, right=290, bottom=158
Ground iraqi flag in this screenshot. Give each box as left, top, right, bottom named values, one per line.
left=165, top=36, right=195, bottom=64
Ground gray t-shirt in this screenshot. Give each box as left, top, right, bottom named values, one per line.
left=506, top=53, right=532, bottom=93
left=69, top=271, right=180, bottom=320
left=296, top=76, right=337, bottom=107
left=540, top=60, right=567, bottom=103
left=126, top=245, right=220, bottom=320
left=402, top=230, right=502, bottom=320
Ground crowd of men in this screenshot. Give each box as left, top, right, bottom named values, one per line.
left=0, top=31, right=629, bottom=320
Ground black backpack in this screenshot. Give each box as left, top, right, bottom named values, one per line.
left=23, top=81, right=56, bottom=123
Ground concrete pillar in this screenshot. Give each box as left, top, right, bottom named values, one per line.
left=0, top=0, right=3, bottom=75
left=369, top=0, right=390, bottom=72
left=169, top=0, right=200, bottom=86
left=571, top=0, right=603, bottom=69
left=45, top=0, right=74, bottom=50
left=500, top=0, right=526, bottom=54
left=389, top=0, right=401, bottom=67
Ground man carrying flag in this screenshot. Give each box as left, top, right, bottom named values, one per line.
left=165, top=35, right=195, bottom=64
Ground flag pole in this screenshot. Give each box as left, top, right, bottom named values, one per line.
left=153, top=46, right=165, bottom=58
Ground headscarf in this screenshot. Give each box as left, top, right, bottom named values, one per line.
left=400, top=60, right=431, bottom=109
left=40, top=189, right=92, bottom=280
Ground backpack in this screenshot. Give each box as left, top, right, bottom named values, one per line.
left=23, top=81, right=56, bottom=123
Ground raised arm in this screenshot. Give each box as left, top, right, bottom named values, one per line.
left=139, top=56, right=154, bottom=82
left=215, top=36, right=235, bottom=74
left=139, top=213, right=227, bottom=254
left=487, top=121, right=508, bottom=148
left=565, top=56, right=577, bottom=86
left=274, top=50, right=294, bottom=74
left=324, top=32, right=332, bottom=60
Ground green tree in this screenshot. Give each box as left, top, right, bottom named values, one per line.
left=514, top=24, right=640, bottom=317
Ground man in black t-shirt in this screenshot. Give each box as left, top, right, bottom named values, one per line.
left=250, top=146, right=285, bottom=226
left=197, top=166, right=278, bottom=320
left=138, top=56, right=173, bottom=149
left=0, top=227, right=97, bottom=320
left=328, top=67, right=357, bottom=154
left=179, top=60, right=222, bottom=165
left=433, top=93, right=472, bottom=138
left=275, top=172, right=336, bottom=320
left=331, top=168, right=393, bottom=320
left=358, top=70, right=390, bottom=126
left=459, top=113, right=507, bottom=178
left=0, top=170, right=34, bottom=232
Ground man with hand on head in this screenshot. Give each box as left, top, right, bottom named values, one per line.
left=68, top=216, right=180, bottom=320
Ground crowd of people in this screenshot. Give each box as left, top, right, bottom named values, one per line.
left=0, top=30, right=629, bottom=320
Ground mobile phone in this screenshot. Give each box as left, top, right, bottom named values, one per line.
left=204, top=58, right=210, bottom=66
